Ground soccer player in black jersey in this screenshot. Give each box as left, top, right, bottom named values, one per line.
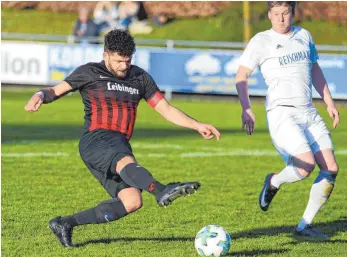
left=24, top=29, right=220, bottom=247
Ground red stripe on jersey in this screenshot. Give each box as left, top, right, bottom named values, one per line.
left=110, top=98, right=119, bottom=131
left=126, top=103, right=137, bottom=139
left=120, top=102, right=128, bottom=134
left=98, top=89, right=109, bottom=130
left=147, top=91, right=164, bottom=108
left=89, top=90, right=98, bottom=131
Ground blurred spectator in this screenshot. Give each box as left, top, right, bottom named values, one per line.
left=73, top=7, right=99, bottom=43
left=93, top=1, right=119, bottom=34
left=93, top=1, right=143, bottom=33
left=118, top=1, right=140, bottom=30
left=119, top=1, right=153, bottom=35
left=152, top=12, right=173, bottom=27
left=136, top=1, right=148, bottom=21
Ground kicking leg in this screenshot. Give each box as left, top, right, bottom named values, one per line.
left=116, top=156, right=166, bottom=195
left=116, top=156, right=200, bottom=207
left=262, top=107, right=316, bottom=212
left=259, top=151, right=315, bottom=211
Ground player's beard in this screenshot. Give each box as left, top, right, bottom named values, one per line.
left=115, top=69, right=128, bottom=78
left=106, top=59, right=128, bottom=78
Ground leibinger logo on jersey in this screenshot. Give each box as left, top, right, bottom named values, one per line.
left=107, top=82, right=139, bottom=95
left=279, top=50, right=311, bottom=66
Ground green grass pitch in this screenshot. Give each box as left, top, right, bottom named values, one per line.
left=2, top=88, right=347, bottom=257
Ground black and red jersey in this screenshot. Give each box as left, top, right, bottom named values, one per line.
left=64, top=61, right=164, bottom=140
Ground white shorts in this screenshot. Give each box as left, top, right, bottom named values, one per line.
left=266, top=106, right=334, bottom=164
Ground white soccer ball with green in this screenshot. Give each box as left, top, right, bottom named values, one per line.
left=194, top=225, right=231, bottom=256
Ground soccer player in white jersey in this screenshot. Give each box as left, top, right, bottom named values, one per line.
left=235, top=1, right=340, bottom=239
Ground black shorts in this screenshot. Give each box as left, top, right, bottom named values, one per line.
left=79, top=129, right=134, bottom=198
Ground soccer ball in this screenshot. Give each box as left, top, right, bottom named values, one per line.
left=194, top=225, right=231, bottom=257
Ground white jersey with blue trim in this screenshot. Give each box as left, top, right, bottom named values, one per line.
left=239, top=26, right=319, bottom=111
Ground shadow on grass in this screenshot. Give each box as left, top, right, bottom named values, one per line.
left=75, top=218, right=346, bottom=254
left=232, top=216, right=347, bottom=242
left=2, top=124, right=270, bottom=142
left=74, top=236, right=195, bottom=248
left=286, top=238, right=347, bottom=246
left=226, top=249, right=289, bottom=256
left=75, top=238, right=288, bottom=256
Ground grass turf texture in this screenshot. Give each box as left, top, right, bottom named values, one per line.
left=2, top=88, right=347, bottom=257
left=2, top=3, right=347, bottom=46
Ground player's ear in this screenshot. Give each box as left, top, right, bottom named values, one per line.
left=103, top=51, right=108, bottom=61
left=268, top=11, right=271, bottom=20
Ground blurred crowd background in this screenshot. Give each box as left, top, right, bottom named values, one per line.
left=2, top=1, right=347, bottom=45
left=2, top=1, right=347, bottom=98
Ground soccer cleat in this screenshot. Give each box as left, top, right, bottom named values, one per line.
left=294, top=224, right=329, bottom=240
left=156, top=182, right=201, bottom=207
left=49, top=216, right=74, bottom=247
left=259, top=173, right=279, bottom=211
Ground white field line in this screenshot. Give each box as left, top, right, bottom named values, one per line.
left=2, top=152, right=70, bottom=157
left=180, top=150, right=279, bottom=157
left=132, top=143, right=183, bottom=149
left=335, top=149, right=347, bottom=155
left=2, top=149, right=347, bottom=158
left=2, top=140, right=41, bottom=145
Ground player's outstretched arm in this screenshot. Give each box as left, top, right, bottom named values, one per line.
left=235, top=65, right=256, bottom=135
left=24, top=81, right=73, bottom=112
left=154, top=98, right=220, bottom=141
left=312, top=62, right=340, bottom=128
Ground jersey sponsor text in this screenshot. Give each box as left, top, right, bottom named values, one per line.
left=278, top=50, right=311, bottom=66
left=107, top=82, right=139, bottom=95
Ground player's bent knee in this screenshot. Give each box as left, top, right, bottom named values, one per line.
left=122, top=191, right=143, bottom=213
left=305, top=163, right=316, bottom=174
left=122, top=196, right=143, bottom=213
left=328, top=162, right=339, bottom=173
left=118, top=188, right=143, bottom=213
left=116, top=156, right=136, bottom=174
left=296, top=165, right=315, bottom=178
left=291, top=154, right=315, bottom=176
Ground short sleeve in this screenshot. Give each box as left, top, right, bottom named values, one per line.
left=307, top=31, right=319, bottom=63
left=239, top=36, right=263, bottom=71
left=64, top=65, right=92, bottom=91
left=142, top=72, right=164, bottom=108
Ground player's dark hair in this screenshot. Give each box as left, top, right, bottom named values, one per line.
left=104, top=29, right=136, bottom=57
left=267, top=1, right=296, bottom=15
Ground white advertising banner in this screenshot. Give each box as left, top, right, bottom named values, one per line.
left=1, top=42, right=49, bottom=85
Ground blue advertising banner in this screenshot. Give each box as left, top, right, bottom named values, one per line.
left=48, top=44, right=103, bottom=83
left=47, top=44, right=347, bottom=99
